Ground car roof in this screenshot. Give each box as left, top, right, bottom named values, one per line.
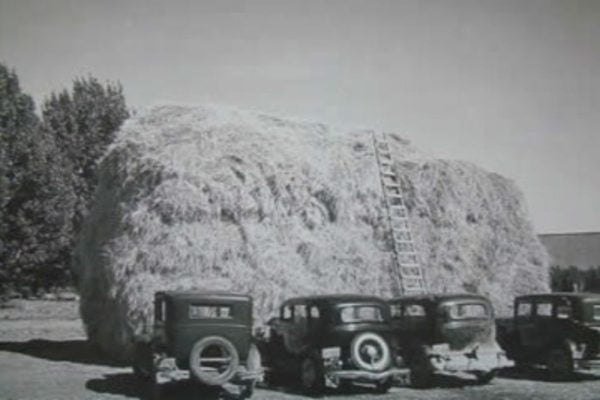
left=516, top=292, right=600, bottom=302
left=388, top=292, right=490, bottom=303
left=156, top=291, right=251, bottom=302
left=282, top=294, right=386, bottom=306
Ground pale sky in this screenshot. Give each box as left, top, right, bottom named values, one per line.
left=1, top=0, right=598, bottom=234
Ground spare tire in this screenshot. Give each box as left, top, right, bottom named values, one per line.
left=350, top=332, right=391, bottom=372
left=189, top=336, right=239, bottom=385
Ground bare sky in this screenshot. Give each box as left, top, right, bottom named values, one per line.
left=1, top=0, right=598, bottom=233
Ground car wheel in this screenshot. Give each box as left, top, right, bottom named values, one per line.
left=350, top=332, right=391, bottom=372
left=410, top=352, right=433, bottom=389
left=189, top=336, right=240, bottom=386
left=547, top=346, right=574, bottom=380
left=375, top=378, right=393, bottom=393
left=241, top=381, right=255, bottom=399
left=132, top=342, right=154, bottom=381
left=474, top=370, right=496, bottom=384
left=300, top=354, right=325, bottom=394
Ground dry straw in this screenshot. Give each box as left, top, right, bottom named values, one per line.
left=74, top=105, right=549, bottom=360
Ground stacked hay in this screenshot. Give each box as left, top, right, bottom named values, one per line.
left=74, top=104, right=549, bottom=360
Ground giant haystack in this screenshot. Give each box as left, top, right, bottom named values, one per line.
left=75, top=105, right=549, bottom=360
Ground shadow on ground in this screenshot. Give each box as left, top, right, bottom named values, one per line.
left=499, top=367, right=600, bottom=383
left=86, top=373, right=253, bottom=400
left=0, top=339, right=126, bottom=367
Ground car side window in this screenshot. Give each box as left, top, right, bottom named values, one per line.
left=309, top=306, right=320, bottom=319
left=294, top=304, right=307, bottom=324
left=536, top=302, right=553, bottom=317
left=189, top=305, right=232, bottom=319
left=282, top=305, right=292, bottom=320
left=390, top=304, right=403, bottom=319
left=516, top=301, right=532, bottom=318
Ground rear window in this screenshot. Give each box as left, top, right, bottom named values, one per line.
left=593, top=305, right=600, bottom=321
left=189, top=304, right=232, bottom=319
left=340, top=305, right=384, bottom=323
left=447, top=303, right=488, bottom=320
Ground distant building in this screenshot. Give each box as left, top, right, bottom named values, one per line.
left=539, top=232, right=600, bottom=269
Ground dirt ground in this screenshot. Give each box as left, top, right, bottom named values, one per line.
left=1, top=300, right=600, bottom=400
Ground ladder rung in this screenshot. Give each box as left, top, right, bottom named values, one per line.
left=403, top=282, right=425, bottom=290
left=393, top=233, right=412, bottom=241
left=399, top=263, right=420, bottom=268
left=403, top=283, right=425, bottom=289
left=403, top=288, right=426, bottom=294
left=400, top=265, right=422, bottom=273
left=402, top=273, right=423, bottom=280
left=388, top=199, right=405, bottom=206
left=395, top=244, right=415, bottom=252
left=403, top=280, right=425, bottom=288
left=396, top=252, right=418, bottom=258
left=396, top=251, right=418, bottom=256
left=390, top=208, right=408, bottom=217
left=397, top=254, right=419, bottom=264
left=400, top=272, right=423, bottom=279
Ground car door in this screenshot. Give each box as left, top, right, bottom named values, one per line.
left=515, top=299, right=537, bottom=349
left=306, top=303, right=323, bottom=347
left=532, top=300, right=556, bottom=350
left=282, top=303, right=309, bottom=355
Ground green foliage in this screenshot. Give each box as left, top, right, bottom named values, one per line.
left=0, top=64, right=129, bottom=296
left=0, top=64, right=73, bottom=294
left=550, top=265, right=600, bottom=292
left=42, top=77, right=129, bottom=234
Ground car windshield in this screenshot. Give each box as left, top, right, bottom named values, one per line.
left=339, top=305, right=384, bottom=323
left=445, top=302, right=488, bottom=320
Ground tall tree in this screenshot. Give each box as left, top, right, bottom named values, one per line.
left=41, top=77, right=129, bottom=283
left=0, top=64, right=73, bottom=294
left=43, top=77, right=129, bottom=234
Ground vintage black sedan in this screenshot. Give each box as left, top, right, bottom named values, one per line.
left=132, top=291, right=262, bottom=397
left=257, top=294, right=409, bottom=394
left=388, top=293, right=512, bottom=387
left=497, top=292, right=600, bottom=379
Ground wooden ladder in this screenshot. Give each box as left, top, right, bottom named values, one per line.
left=372, top=132, right=427, bottom=295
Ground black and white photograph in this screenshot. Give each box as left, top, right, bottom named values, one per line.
left=1, top=1, right=599, bottom=399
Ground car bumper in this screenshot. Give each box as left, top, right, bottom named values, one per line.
left=575, top=358, right=600, bottom=371
left=154, top=358, right=263, bottom=385
left=430, top=350, right=513, bottom=375
left=325, top=367, right=409, bottom=384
